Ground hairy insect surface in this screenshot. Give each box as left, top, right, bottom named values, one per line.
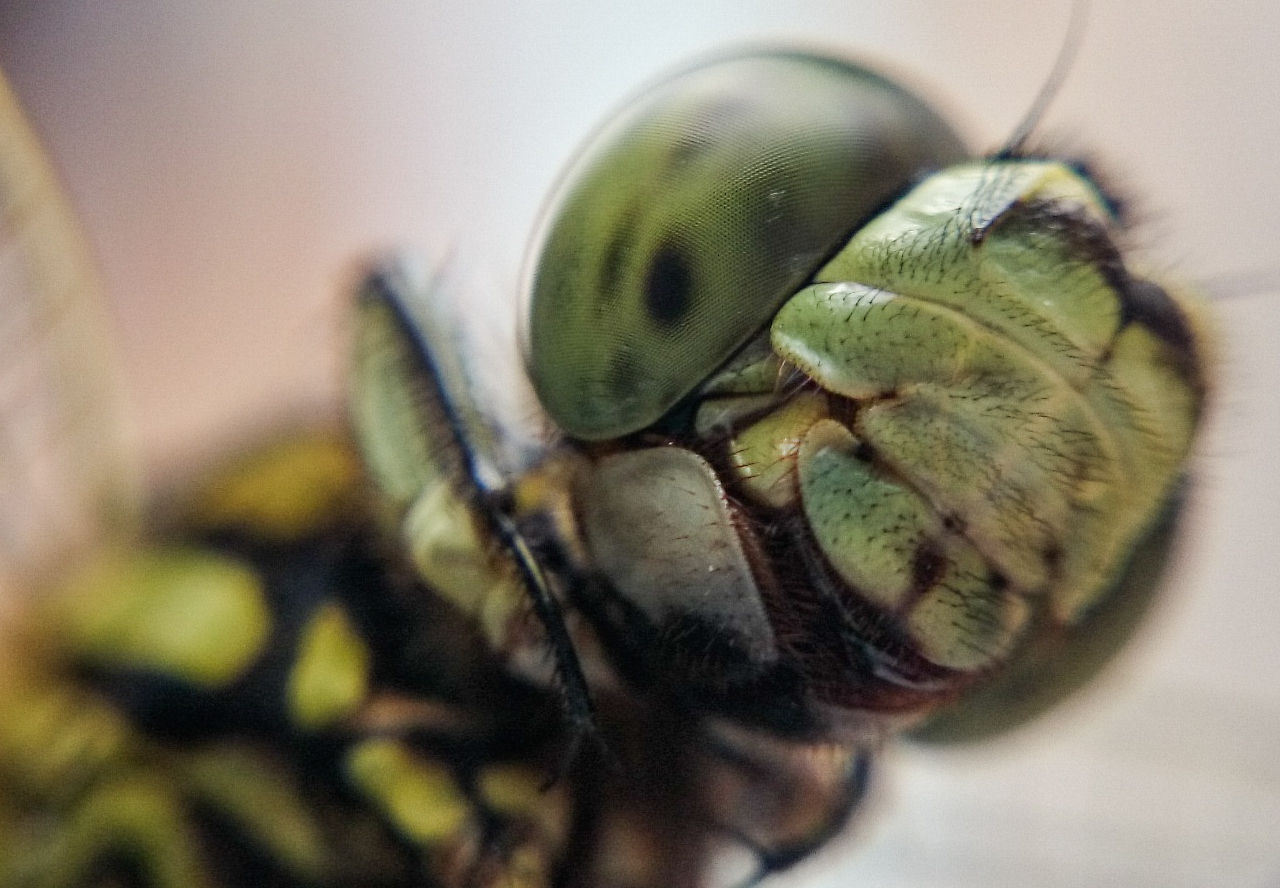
left=0, top=46, right=1209, bottom=888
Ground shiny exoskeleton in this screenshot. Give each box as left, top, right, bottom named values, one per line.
left=0, top=46, right=1209, bottom=888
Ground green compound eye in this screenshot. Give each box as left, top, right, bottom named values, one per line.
left=526, top=50, right=967, bottom=441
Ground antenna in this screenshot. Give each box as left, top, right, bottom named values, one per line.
left=995, top=0, right=1090, bottom=159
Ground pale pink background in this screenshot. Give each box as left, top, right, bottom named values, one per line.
left=2, top=3, right=1277, bottom=886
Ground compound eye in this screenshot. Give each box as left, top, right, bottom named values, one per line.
left=525, top=50, right=967, bottom=441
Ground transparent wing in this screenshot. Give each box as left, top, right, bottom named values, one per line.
left=0, top=70, right=137, bottom=598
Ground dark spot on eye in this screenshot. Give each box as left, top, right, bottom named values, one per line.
left=667, top=131, right=716, bottom=167
left=853, top=441, right=876, bottom=463
left=989, top=571, right=1009, bottom=592
left=666, top=97, right=753, bottom=168
left=608, top=346, right=641, bottom=394
left=941, top=513, right=965, bottom=533
left=645, top=243, right=693, bottom=327
left=598, top=213, right=636, bottom=302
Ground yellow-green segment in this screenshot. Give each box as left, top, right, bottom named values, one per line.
left=345, top=738, right=472, bottom=844
left=287, top=602, right=371, bottom=730
left=53, top=548, right=270, bottom=689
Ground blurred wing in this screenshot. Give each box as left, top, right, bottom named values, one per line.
left=0, top=70, right=138, bottom=597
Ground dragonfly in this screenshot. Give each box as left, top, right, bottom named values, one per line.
left=0, top=37, right=1215, bottom=888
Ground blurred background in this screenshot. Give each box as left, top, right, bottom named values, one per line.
left=0, top=2, right=1276, bottom=886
